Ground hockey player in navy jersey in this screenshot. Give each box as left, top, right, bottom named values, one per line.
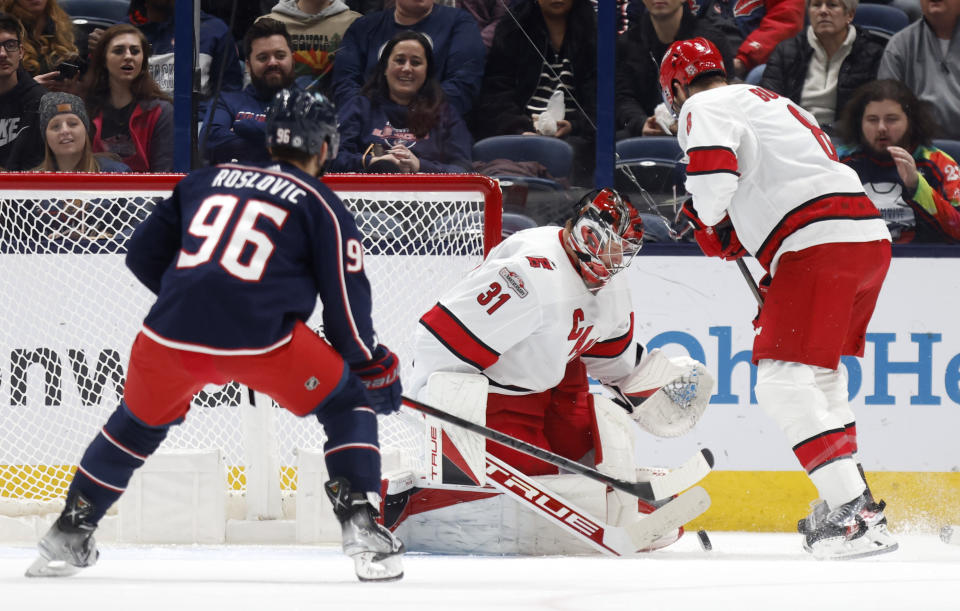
left=25, top=88, right=405, bottom=582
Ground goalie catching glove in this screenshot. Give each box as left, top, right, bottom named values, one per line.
left=679, top=200, right=746, bottom=261
left=351, top=345, right=402, bottom=414
left=607, top=348, right=715, bottom=437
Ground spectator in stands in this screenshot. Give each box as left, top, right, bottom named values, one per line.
left=203, top=18, right=303, bottom=165
left=760, top=0, right=886, bottom=136
left=0, top=13, right=45, bottom=170
left=35, top=92, right=129, bottom=172
left=32, top=93, right=131, bottom=242
left=85, top=24, right=173, bottom=172
left=376, top=0, right=509, bottom=47
left=2, top=0, right=83, bottom=95
left=615, top=0, right=735, bottom=138
left=128, top=0, right=242, bottom=99
left=690, top=0, right=804, bottom=78
left=476, top=0, right=597, bottom=184
left=257, top=0, right=361, bottom=96
left=331, top=0, right=485, bottom=116
left=330, top=30, right=472, bottom=173
left=839, top=79, right=960, bottom=243
left=877, top=0, right=960, bottom=139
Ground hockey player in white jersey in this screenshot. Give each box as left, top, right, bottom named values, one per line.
left=661, top=37, right=897, bottom=559
left=406, top=188, right=714, bottom=553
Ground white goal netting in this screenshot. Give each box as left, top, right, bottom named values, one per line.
left=0, top=172, right=501, bottom=516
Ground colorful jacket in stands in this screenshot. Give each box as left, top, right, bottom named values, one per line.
left=839, top=143, right=960, bottom=243
left=91, top=99, right=174, bottom=172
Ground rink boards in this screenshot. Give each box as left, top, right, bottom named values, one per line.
left=2, top=251, right=959, bottom=531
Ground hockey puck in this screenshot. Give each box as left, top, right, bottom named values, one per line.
left=941, top=525, right=957, bottom=545
left=696, top=529, right=712, bottom=551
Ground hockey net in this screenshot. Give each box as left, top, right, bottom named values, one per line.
left=0, top=172, right=501, bottom=518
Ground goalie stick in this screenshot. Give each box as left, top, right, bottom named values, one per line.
left=484, top=454, right=711, bottom=555
left=402, top=395, right=714, bottom=501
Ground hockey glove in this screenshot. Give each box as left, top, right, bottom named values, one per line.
left=679, top=200, right=746, bottom=261
left=351, top=345, right=402, bottom=414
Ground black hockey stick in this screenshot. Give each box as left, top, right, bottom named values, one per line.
left=736, top=258, right=764, bottom=305
left=401, top=395, right=714, bottom=501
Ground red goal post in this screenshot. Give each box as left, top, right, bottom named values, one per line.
left=0, top=172, right=502, bottom=522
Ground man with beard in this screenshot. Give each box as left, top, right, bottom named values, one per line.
left=203, top=18, right=303, bottom=165
left=0, top=13, right=44, bottom=170
left=839, top=79, right=960, bottom=243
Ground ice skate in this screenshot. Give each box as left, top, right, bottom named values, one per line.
left=325, top=477, right=404, bottom=582
left=803, top=493, right=898, bottom=560
left=25, top=495, right=99, bottom=578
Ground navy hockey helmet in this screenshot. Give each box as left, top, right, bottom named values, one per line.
left=265, top=88, right=340, bottom=159
left=565, top=188, right=644, bottom=292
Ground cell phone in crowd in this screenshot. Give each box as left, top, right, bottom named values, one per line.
left=57, top=62, right=80, bottom=80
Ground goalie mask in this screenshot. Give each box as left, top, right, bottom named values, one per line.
left=565, top=188, right=644, bottom=292
left=265, top=88, right=340, bottom=159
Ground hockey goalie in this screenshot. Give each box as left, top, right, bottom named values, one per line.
left=387, top=188, right=715, bottom=555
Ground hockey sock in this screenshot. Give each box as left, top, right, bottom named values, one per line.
left=318, top=405, right=381, bottom=494
left=65, top=402, right=169, bottom=526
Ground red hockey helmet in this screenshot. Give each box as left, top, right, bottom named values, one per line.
left=659, top=37, right=726, bottom=112
left=565, top=188, right=644, bottom=292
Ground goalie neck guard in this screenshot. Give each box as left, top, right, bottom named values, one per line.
left=659, top=37, right=726, bottom=113
left=565, top=188, right=644, bottom=293
left=265, top=88, right=340, bottom=159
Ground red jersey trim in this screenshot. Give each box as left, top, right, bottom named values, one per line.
left=756, top=193, right=882, bottom=269
left=583, top=312, right=634, bottom=359
left=419, top=303, right=500, bottom=370
left=687, top=146, right=739, bottom=176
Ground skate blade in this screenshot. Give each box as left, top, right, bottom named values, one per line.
left=811, top=533, right=899, bottom=560
left=25, top=556, right=82, bottom=578
left=352, top=551, right=404, bottom=582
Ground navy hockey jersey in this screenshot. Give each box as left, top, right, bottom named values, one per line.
left=125, top=162, right=377, bottom=365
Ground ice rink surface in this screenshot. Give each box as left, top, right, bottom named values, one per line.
left=3, top=531, right=959, bottom=611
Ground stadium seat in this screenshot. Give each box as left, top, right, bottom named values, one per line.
left=852, top=4, right=910, bottom=36
left=501, top=211, right=539, bottom=237
left=745, top=64, right=766, bottom=86
left=615, top=136, right=683, bottom=165
left=614, top=137, right=686, bottom=215
left=472, top=135, right=574, bottom=182
left=933, top=139, right=960, bottom=164
left=637, top=213, right=674, bottom=243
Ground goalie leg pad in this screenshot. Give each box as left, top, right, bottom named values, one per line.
left=422, top=372, right=488, bottom=486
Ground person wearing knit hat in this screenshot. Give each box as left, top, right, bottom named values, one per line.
left=39, top=92, right=88, bottom=134
left=35, top=91, right=128, bottom=173
left=33, top=91, right=130, bottom=242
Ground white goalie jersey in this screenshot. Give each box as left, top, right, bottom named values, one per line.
left=409, top=226, right=638, bottom=397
